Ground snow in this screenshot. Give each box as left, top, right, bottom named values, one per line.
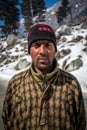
left=0, top=21, right=87, bottom=94
left=71, top=67, right=87, bottom=93
left=56, top=26, right=87, bottom=93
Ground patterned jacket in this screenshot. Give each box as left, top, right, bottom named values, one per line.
left=2, top=66, right=86, bottom=130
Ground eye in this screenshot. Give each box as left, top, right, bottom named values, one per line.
left=45, top=42, right=52, bottom=47
left=31, top=42, right=40, bottom=48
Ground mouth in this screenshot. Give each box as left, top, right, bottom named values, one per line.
left=38, top=57, right=49, bottom=62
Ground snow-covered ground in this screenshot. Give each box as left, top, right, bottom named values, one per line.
left=56, top=24, right=87, bottom=93
left=0, top=22, right=87, bottom=94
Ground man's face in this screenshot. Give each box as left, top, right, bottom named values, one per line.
left=30, top=40, right=56, bottom=74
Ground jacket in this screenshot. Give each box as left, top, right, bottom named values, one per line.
left=2, top=64, right=86, bottom=130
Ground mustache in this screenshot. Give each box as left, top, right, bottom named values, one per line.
left=38, top=54, right=49, bottom=59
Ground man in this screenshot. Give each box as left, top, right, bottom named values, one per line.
left=2, top=23, right=86, bottom=130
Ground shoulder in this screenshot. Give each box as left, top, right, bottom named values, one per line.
left=60, top=69, right=76, bottom=79
left=58, top=68, right=80, bottom=88
left=57, top=69, right=83, bottom=96
left=7, top=68, right=31, bottom=90
left=10, top=69, right=28, bottom=82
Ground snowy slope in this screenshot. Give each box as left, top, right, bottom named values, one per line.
left=0, top=21, right=87, bottom=94
left=56, top=23, right=87, bottom=93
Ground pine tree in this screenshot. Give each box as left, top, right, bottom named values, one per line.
left=0, top=0, right=20, bottom=36
left=32, top=0, right=46, bottom=22
left=20, top=0, right=33, bottom=31
left=20, top=0, right=46, bottom=31
left=56, top=0, right=70, bottom=24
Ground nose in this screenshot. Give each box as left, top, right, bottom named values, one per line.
left=39, top=45, right=46, bottom=53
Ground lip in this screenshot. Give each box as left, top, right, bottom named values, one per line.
left=38, top=58, right=48, bottom=62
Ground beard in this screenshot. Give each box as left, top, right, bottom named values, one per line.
left=36, top=59, right=50, bottom=70
left=34, top=54, right=53, bottom=72
left=32, top=53, right=55, bottom=74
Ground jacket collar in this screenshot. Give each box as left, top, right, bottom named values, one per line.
left=30, top=59, right=58, bottom=85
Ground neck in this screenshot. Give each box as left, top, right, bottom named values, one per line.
left=30, top=59, right=58, bottom=85
left=34, top=65, right=54, bottom=77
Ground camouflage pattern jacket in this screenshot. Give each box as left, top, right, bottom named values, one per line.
left=2, top=66, right=86, bottom=130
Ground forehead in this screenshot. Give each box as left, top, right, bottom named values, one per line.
left=32, top=40, right=53, bottom=44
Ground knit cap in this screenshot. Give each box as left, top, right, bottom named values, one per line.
left=28, top=23, right=57, bottom=53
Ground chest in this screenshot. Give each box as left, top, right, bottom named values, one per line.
left=12, top=82, right=74, bottom=115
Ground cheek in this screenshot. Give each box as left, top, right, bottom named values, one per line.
left=30, top=48, right=36, bottom=55
left=49, top=50, right=56, bottom=61
left=30, top=48, right=38, bottom=60
left=49, top=45, right=56, bottom=53
left=49, top=48, right=56, bottom=56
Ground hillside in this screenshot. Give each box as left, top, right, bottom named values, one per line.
left=44, top=0, right=87, bottom=27
left=0, top=18, right=87, bottom=94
